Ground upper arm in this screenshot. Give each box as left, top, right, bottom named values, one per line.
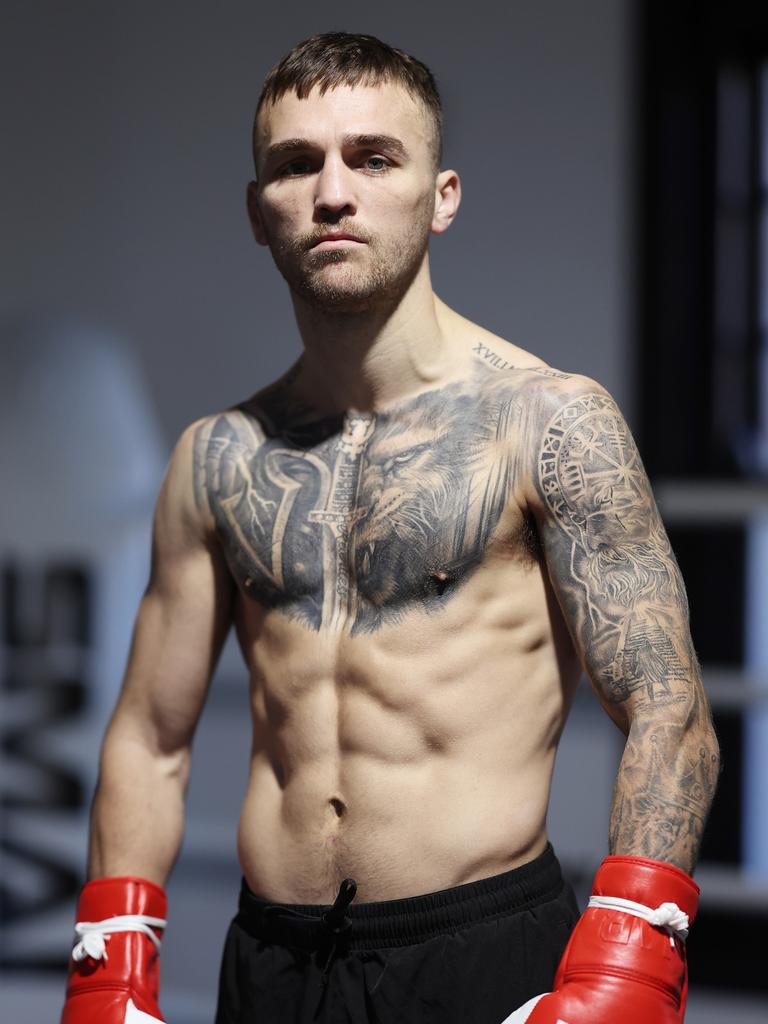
left=522, top=375, right=707, bottom=735
left=106, top=418, right=234, bottom=757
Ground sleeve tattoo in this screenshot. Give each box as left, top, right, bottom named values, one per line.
left=533, top=386, right=719, bottom=872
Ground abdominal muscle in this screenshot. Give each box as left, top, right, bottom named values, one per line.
left=233, top=558, right=582, bottom=905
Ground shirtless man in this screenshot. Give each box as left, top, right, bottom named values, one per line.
left=61, top=31, right=720, bottom=1024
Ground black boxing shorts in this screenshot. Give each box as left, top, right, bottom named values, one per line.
left=214, top=842, right=579, bottom=1024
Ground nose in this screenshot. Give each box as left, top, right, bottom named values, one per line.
left=314, top=153, right=357, bottom=222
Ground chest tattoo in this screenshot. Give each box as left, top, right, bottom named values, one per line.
left=194, top=381, right=530, bottom=635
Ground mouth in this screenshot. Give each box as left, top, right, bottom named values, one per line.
left=309, top=234, right=365, bottom=251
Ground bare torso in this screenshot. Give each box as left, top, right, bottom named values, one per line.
left=194, top=323, right=582, bottom=903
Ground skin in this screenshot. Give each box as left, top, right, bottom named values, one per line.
left=88, top=81, right=719, bottom=904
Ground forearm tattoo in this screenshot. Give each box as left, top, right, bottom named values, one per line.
left=535, top=389, right=718, bottom=870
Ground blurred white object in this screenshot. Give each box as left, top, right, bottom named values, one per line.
left=1, top=316, right=165, bottom=552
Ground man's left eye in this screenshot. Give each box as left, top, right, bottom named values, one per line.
left=363, top=156, right=389, bottom=171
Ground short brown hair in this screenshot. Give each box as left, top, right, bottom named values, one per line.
left=253, top=31, right=443, bottom=172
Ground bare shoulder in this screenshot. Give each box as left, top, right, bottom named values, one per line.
left=450, top=316, right=630, bottom=514
left=458, top=315, right=613, bottom=412
left=509, top=369, right=646, bottom=534
left=145, top=415, right=232, bottom=558
left=188, top=404, right=267, bottom=455
left=444, top=304, right=627, bottom=483
left=445, top=305, right=588, bottom=389
left=516, top=366, right=615, bottom=409
left=510, top=365, right=629, bottom=451
left=184, top=406, right=265, bottom=517
left=152, top=417, right=222, bottom=542
left=182, top=364, right=309, bottom=528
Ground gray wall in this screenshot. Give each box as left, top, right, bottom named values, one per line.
left=2, top=0, right=634, bottom=444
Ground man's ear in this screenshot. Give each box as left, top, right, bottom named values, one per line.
left=431, top=169, right=461, bottom=235
left=246, top=181, right=268, bottom=246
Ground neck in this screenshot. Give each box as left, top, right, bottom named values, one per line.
left=290, top=263, right=464, bottom=415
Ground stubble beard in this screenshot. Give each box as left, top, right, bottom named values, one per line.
left=267, top=194, right=435, bottom=315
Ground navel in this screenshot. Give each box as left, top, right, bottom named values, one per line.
left=329, top=797, right=346, bottom=818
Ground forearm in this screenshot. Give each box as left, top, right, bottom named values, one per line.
left=88, top=729, right=190, bottom=886
left=608, top=708, right=720, bottom=874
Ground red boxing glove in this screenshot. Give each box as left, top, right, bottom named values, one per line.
left=61, top=876, right=167, bottom=1024
left=502, top=856, right=699, bottom=1024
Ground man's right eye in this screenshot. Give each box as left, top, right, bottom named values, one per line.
left=279, top=160, right=311, bottom=177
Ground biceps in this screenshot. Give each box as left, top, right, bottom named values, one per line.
left=111, top=541, right=233, bottom=755
left=541, top=510, right=698, bottom=725
left=526, top=386, right=699, bottom=719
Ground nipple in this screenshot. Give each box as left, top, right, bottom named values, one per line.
left=431, top=569, right=451, bottom=596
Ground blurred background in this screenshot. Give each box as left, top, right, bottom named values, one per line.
left=2, top=0, right=767, bottom=1020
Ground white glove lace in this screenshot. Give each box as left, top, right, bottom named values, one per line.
left=72, top=914, right=167, bottom=962
left=588, top=895, right=690, bottom=947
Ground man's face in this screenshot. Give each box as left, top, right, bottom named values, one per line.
left=249, top=82, right=445, bottom=314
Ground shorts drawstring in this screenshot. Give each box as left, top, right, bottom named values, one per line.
left=319, top=878, right=357, bottom=984
left=259, top=877, right=358, bottom=987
